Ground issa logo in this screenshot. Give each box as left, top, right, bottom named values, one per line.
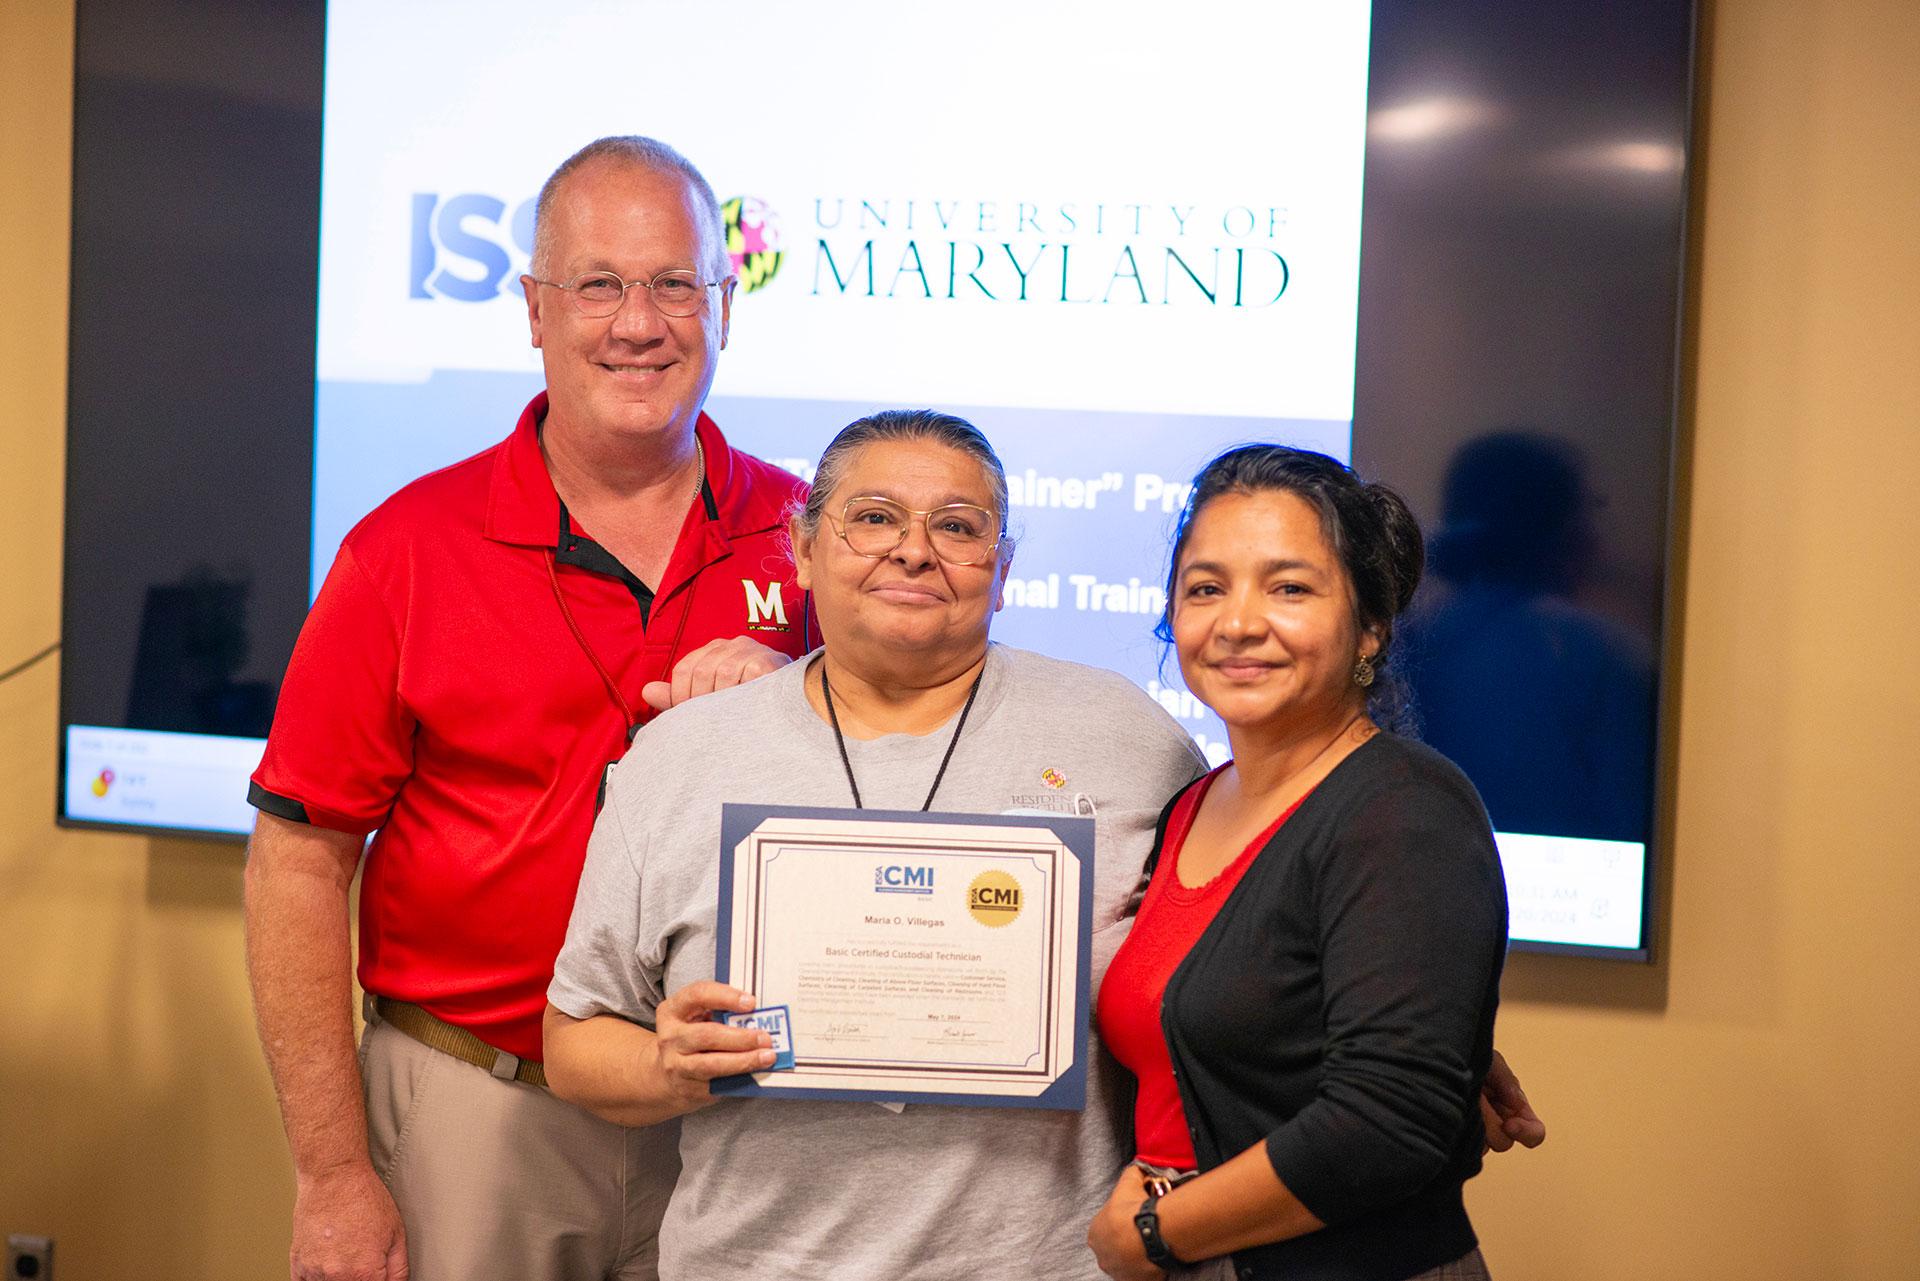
left=408, top=193, right=535, bottom=302
left=874, top=865, right=934, bottom=895
left=408, top=192, right=784, bottom=302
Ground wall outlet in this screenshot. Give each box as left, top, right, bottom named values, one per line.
left=5, top=1236, right=53, bottom=1280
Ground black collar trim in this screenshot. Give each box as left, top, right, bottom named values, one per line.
left=554, top=499, right=655, bottom=622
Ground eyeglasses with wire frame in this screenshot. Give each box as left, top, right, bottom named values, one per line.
left=826, top=496, right=1004, bottom=566
left=527, top=269, right=731, bottom=318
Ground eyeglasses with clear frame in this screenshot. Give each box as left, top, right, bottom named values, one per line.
left=527, top=269, right=731, bottom=318
left=826, top=495, right=1004, bottom=566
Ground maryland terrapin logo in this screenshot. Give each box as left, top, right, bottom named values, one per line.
left=723, top=196, right=784, bottom=293
left=1041, top=768, right=1066, bottom=790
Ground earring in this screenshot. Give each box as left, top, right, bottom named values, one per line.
left=1353, top=653, right=1376, bottom=688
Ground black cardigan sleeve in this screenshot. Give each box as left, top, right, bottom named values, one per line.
left=1260, top=769, right=1507, bottom=1225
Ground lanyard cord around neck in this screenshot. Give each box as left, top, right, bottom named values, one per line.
left=542, top=436, right=710, bottom=743
left=820, top=661, right=984, bottom=811
left=546, top=551, right=638, bottom=739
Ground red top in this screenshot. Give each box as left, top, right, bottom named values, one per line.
left=250, top=393, right=810, bottom=1059
left=1098, top=768, right=1306, bottom=1169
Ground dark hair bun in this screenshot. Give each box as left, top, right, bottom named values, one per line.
left=1364, top=482, right=1426, bottom=617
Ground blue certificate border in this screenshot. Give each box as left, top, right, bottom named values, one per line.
left=712, top=803, right=1095, bottom=1110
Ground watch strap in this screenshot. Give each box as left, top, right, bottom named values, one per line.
left=1134, top=1192, right=1188, bottom=1269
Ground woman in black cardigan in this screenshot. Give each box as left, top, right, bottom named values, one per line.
left=1088, top=446, right=1509, bottom=1281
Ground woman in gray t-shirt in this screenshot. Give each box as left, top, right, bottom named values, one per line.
left=545, top=409, right=1206, bottom=1280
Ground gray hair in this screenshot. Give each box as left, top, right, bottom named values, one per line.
left=796, top=410, right=1012, bottom=542
left=529, top=135, right=730, bottom=280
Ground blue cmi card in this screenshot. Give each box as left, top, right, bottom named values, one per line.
left=718, top=1004, right=795, bottom=1071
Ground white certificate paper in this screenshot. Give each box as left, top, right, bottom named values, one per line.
left=712, top=804, right=1094, bottom=1109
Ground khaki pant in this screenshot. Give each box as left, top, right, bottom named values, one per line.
left=361, top=1015, right=680, bottom=1281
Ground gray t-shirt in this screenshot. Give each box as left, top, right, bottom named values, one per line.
left=550, top=644, right=1207, bottom=1280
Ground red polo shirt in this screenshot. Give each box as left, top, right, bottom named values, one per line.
left=250, top=393, right=810, bottom=1059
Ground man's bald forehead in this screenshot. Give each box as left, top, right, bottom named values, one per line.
left=531, top=136, right=729, bottom=279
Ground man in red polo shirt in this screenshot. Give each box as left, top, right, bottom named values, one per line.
left=242, top=137, right=807, bottom=1281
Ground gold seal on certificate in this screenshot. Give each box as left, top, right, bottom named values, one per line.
left=712, top=804, right=1095, bottom=1109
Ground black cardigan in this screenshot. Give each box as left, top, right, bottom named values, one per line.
left=1155, top=733, right=1508, bottom=1281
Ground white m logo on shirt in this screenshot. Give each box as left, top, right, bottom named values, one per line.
left=742, top=579, right=788, bottom=629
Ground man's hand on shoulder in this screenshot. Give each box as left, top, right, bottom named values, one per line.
left=290, top=1162, right=407, bottom=1280
left=641, top=637, right=792, bottom=712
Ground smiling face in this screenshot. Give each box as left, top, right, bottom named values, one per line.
left=1171, top=489, right=1379, bottom=737
left=791, top=439, right=1011, bottom=682
left=523, top=160, right=733, bottom=450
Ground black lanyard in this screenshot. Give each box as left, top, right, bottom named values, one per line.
left=820, top=662, right=983, bottom=811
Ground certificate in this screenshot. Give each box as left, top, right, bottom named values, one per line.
left=712, top=804, right=1094, bottom=1109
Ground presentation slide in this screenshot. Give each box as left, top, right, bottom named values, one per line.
left=312, top=0, right=1369, bottom=746
left=63, top=0, right=1646, bottom=952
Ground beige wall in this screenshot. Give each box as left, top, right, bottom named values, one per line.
left=0, top=7, right=297, bottom=1277
left=4, top=1, right=1916, bottom=1277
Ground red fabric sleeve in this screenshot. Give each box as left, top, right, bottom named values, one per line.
left=250, top=541, right=415, bottom=833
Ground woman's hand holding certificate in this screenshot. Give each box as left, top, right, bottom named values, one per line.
left=651, top=981, right=780, bottom=1107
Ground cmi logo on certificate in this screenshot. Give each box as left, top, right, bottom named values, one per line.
left=874, top=864, right=936, bottom=895
left=712, top=803, right=1095, bottom=1110
left=967, top=870, right=1022, bottom=927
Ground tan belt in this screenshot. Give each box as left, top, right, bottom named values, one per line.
left=371, top=995, right=548, bottom=1088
